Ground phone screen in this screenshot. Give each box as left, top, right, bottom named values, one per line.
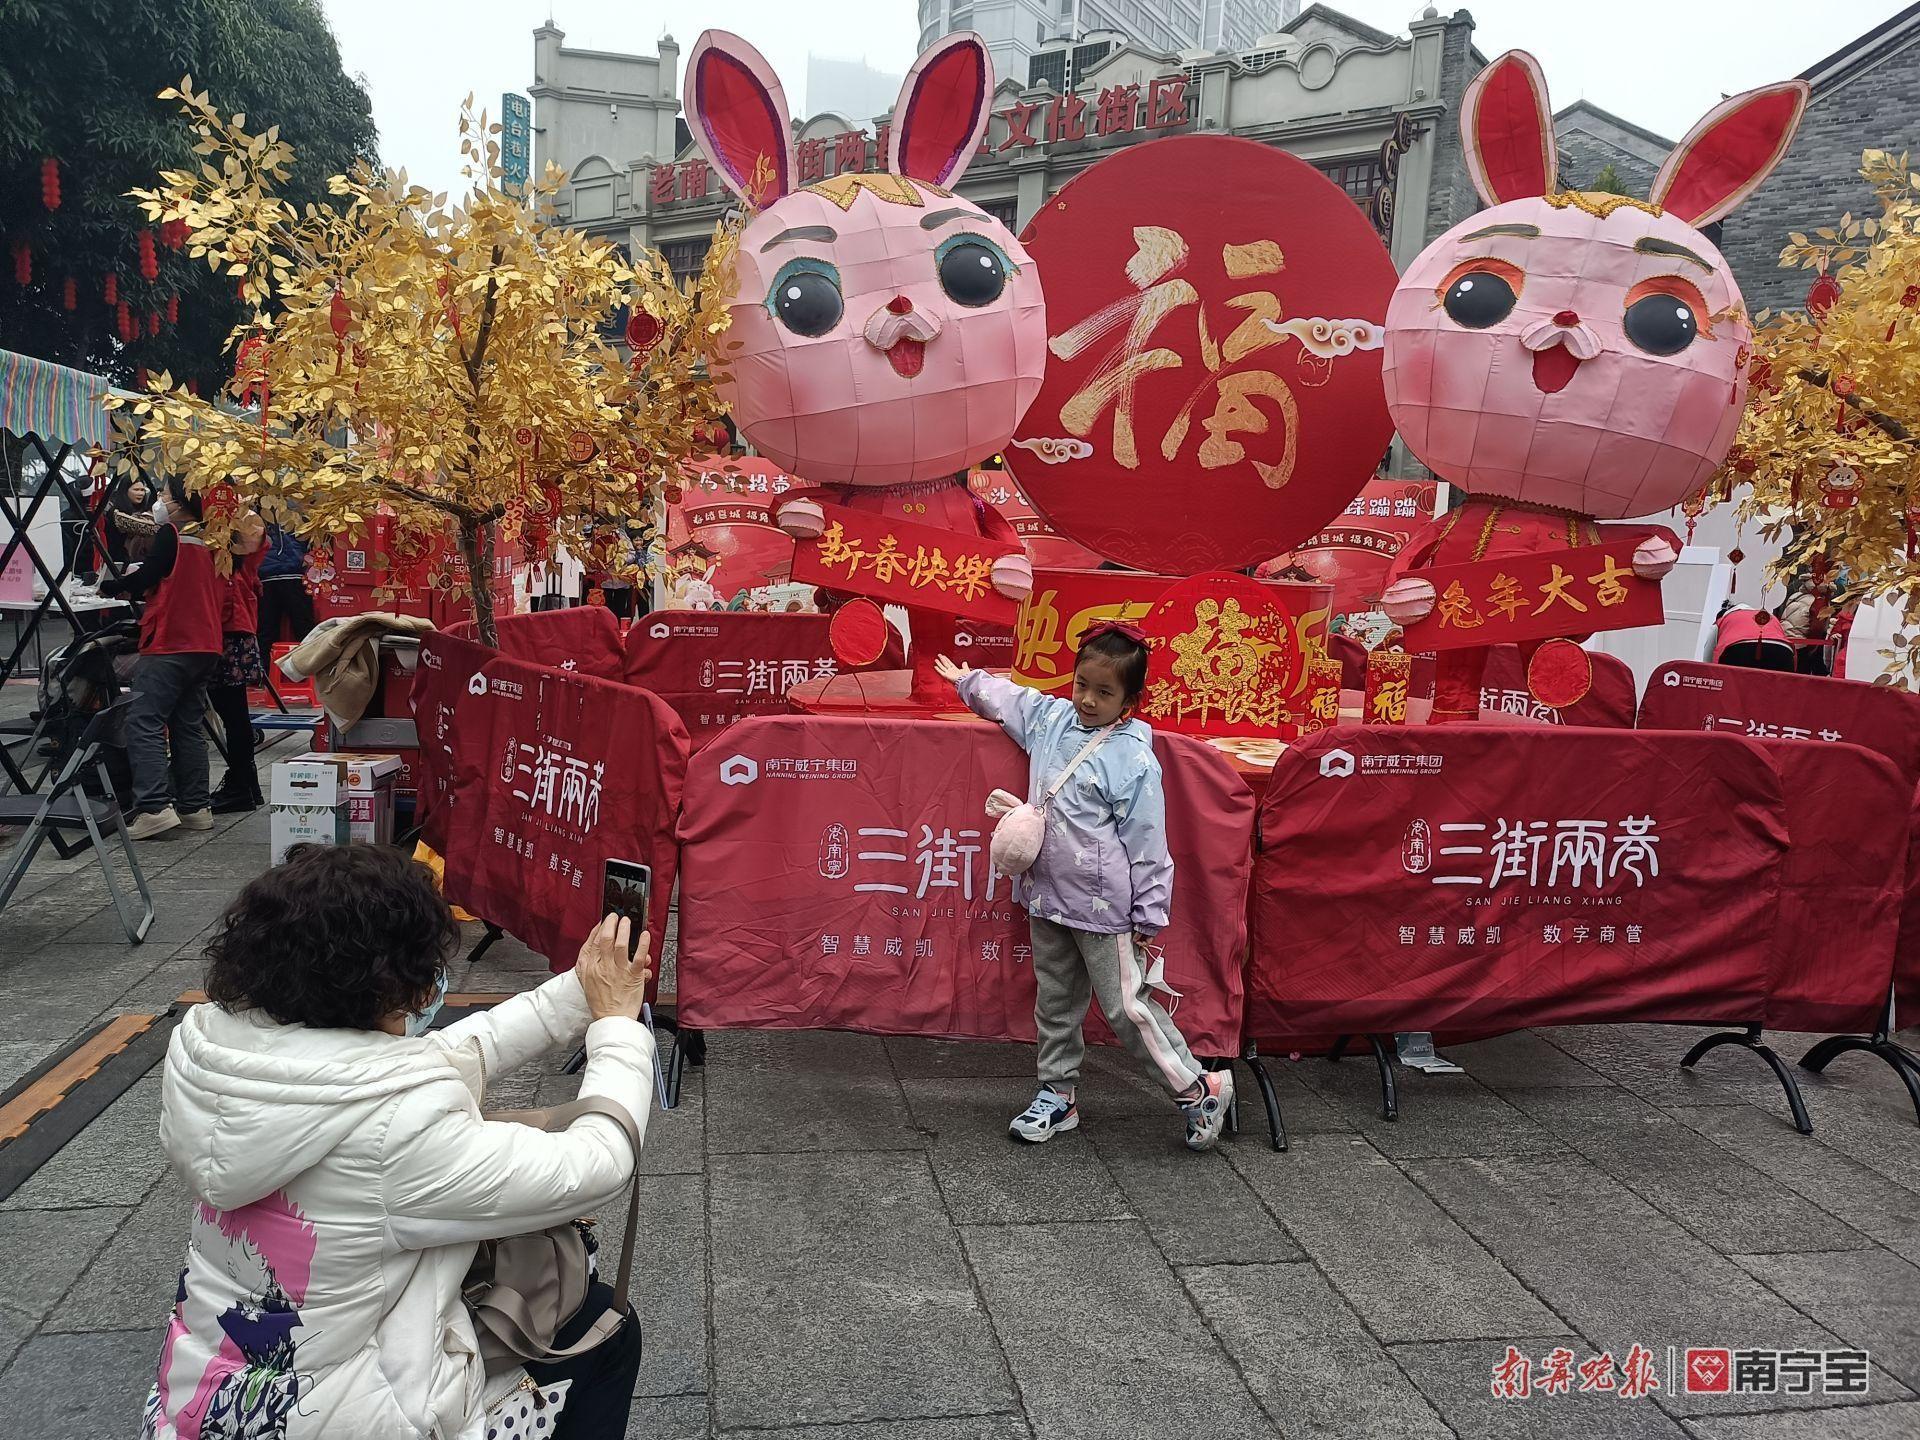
left=601, top=859, right=652, bottom=962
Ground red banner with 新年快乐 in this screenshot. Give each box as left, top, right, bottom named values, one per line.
left=1399, top=537, right=1663, bottom=653
left=792, top=502, right=1021, bottom=625
left=675, top=714, right=1254, bottom=1055
left=1247, top=726, right=1907, bottom=1047
left=1638, top=661, right=1920, bottom=782
left=413, top=632, right=688, bottom=969
left=622, top=611, right=837, bottom=748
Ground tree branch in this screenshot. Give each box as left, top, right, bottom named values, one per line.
left=375, top=476, right=505, bottom=525
left=465, top=245, right=505, bottom=387
left=1799, top=368, right=1914, bottom=442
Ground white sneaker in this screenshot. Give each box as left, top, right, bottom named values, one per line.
left=1010, top=1086, right=1079, bottom=1143
left=178, top=809, right=214, bottom=831
left=125, top=807, right=181, bottom=840
left=1180, top=1069, right=1235, bottom=1152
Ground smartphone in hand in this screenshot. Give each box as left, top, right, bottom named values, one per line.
left=601, top=859, right=652, bottom=963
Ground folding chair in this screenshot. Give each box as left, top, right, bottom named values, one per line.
left=0, top=698, right=155, bottom=943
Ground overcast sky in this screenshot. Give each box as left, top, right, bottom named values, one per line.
left=319, top=1, right=1905, bottom=200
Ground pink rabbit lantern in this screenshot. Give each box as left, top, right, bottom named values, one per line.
left=1380, top=50, right=1807, bottom=721
left=684, top=29, right=1047, bottom=706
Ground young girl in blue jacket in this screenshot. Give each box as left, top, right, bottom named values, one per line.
left=937, top=622, right=1233, bottom=1150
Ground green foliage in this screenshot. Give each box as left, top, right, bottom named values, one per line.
left=1590, top=162, right=1629, bottom=195
left=0, top=0, right=376, bottom=387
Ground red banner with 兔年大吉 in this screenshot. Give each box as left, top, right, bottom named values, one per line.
left=413, top=632, right=688, bottom=968
left=1400, top=538, right=1663, bottom=653
left=1248, top=726, right=1901, bottom=1046
left=1476, top=644, right=1637, bottom=728
left=675, top=714, right=1254, bottom=1055
left=1638, top=661, right=1920, bottom=782
left=622, top=611, right=837, bottom=748
left=791, top=502, right=1021, bottom=625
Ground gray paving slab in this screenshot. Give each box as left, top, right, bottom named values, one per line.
left=885, top=1035, right=1039, bottom=1078
left=1537, top=1025, right=1759, bottom=1109
left=1181, top=1260, right=1452, bottom=1438
left=1391, top=1338, right=1690, bottom=1438
left=1783, top=1086, right=1920, bottom=1195
left=1682, top=1401, right=1920, bottom=1438
left=107, top=954, right=206, bottom=1012
left=0, top=1327, right=164, bottom=1439
left=57, top=891, right=228, bottom=946
left=0, top=1205, right=130, bottom=1320
left=1402, top=1154, right=1909, bottom=1415
left=1243, top=1057, right=1360, bottom=1135
left=901, top=1075, right=1132, bottom=1224
left=733, top=1418, right=1028, bottom=1439
left=703, top=1030, right=919, bottom=1154
left=1087, top=1115, right=1303, bottom=1264
left=623, top=1392, right=709, bottom=1439
left=2, top=1075, right=167, bottom=1210
left=1291, top=1060, right=1569, bottom=1159
left=1667, top=1105, right=1920, bottom=1266
left=1228, top=1133, right=1562, bottom=1344
left=45, top=1170, right=190, bottom=1333
left=707, top=1149, right=1013, bottom=1429
left=0, top=1302, right=34, bottom=1374
left=587, top=1174, right=706, bottom=1399
left=962, top=1219, right=1275, bottom=1440
left=1446, top=1029, right=1616, bottom=1089
left=538, top=1065, right=707, bottom=1177
left=1727, top=1248, right=1920, bottom=1395
left=0, top=1040, right=49, bottom=1090
left=1505, top=1087, right=1872, bottom=1255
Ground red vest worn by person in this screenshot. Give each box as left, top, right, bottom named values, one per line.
left=142, top=527, right=223, bottom=655
left=220, top=548, right=264, bottom=635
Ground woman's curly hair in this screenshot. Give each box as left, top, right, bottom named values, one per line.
left=205, top=844, right=458, bottom=1031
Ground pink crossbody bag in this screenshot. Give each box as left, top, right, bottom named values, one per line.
left=986, top=723, right=1117, bottom=878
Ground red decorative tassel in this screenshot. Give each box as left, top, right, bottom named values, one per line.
left=40, top=158, right=60, bottom=211
left=138, top=230, right=158, bottom=283
left=147, top=310, right=161, bottom=338
left=11, top=241, right=30, bottom=287
left=116, top=300, right=134, bottom=342
left=103, top=272, right=118, bottom=305
left=166, top=294, right=178, bottom=325
left=61, top=276, right=76, bottom=310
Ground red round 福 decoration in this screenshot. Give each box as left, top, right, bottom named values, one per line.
left=1527, top=639, right=1592, bottom=709
left=829, top=598, right=890, bottom=668
left=1806, top=272, right=1842, bottom=321
left=625, top=310, right=664, bottom=354
left=1008, top=136, right=1397, bottom=572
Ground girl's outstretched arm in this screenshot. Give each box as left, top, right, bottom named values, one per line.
left=949, top=666, right=1065, bottom=749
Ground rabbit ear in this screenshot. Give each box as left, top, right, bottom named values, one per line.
left=889, top=33, right=994, bottom=187
left=684, top=30, right=796, bottom=205
left=1652, top=80, right=1809, bottom=227
left=1459, top=50, right=1556, bottom=205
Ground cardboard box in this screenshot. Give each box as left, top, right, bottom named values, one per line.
left=334, top=716, right=417, bottom=750
left=274, top=751, right=402, bottom=855
left=269, top=758, right=350, bottom=866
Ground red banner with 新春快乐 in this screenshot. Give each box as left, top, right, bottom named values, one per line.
left=791, top=503, right=1021, bottom=625
left=675, top=714, right=1254, bottom=1055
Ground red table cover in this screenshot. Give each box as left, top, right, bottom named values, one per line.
left=1478, top=644, right=1637, bottom=727
left=623, top=611, right=837, bottom=748
left=675, top=714, right=1254, bottom=1055
left=478, top=605, right=627, bottom=682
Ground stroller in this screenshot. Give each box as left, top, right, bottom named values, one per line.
left=25, top=617, right=141, bottom=800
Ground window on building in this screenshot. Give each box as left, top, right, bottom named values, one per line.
left=1318, top=158, right=1385, bottom=207
left=951, top=5, right=971, bottom=26
left=1029, top=51, right=1068, bottom=92
left=662, top=237, right=711, bottom=282
left=980, top=198, right=1019, bottom=229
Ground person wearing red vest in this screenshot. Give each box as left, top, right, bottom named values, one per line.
left=99, top=477, right=224, bottom=839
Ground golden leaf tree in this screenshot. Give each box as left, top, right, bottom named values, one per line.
left=110, top=79, right=737, bottom=646
left=1730, top=149, right=1920, bottom=681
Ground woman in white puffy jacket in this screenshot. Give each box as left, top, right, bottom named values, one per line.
left=143, top=843, right=656, bottom=1440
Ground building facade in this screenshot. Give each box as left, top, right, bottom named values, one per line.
left=536, top=6, right=1488, bottom=288
left=916, top=0, right=1302, bottom=92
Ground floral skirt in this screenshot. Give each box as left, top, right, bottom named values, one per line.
left=212, top=630, right=266, bottom=689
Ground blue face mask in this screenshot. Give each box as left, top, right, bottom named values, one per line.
left=404, top=969, right=449, bottom=1037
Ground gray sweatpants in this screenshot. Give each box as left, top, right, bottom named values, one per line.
left=1031, top=915, right=1202, bottom=1095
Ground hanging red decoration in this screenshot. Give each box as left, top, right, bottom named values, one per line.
left=1819, top=463, right=1861, bottom=510
left=1908, top=494, right=1920, bottom=561
left=61, top=276, right=76, bottom=310
left=329, top=289, right=350, bottom=341
left=103, top=272, right=118, bottom=305
left=1679, top=490, right=1707, bottom=545
left=185, top=378, right=200, bottom=397
left=435, top=274, right=463, bottom=337
left=135, top=366, right=149, bottom=390
left=1806, top=271, right=1841, bottom=322
left=11, top=241, right=30, bottom=287
left=117, top=300, right=134, bottom=342
left=166, top=294, right=179, bottom=325
left=625, top=309, right=663, bottom=355
left=161, top=219, right=186, bottom=250
left=40, top=158, right=60, bottom=211
left=147, top=310, right=161, bottom=338
left=138, top=229, right=159, bottom=283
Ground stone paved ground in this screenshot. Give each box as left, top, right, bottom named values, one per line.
left=3, top=683, right=1920, bottom=1438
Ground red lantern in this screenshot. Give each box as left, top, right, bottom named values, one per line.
left=166, top=294, right=178, bottom=325
left=138, top=229, right=159, bottom=283
left=10, top=241, right=30, bottom=287
left=185, top=378, right=200, bottom=397
left=135, top=366, right=148, bottom=390
left=40, top=158, right=60, bottom=211
left=103, top=272, right=118, bottom=305
left=147, top=310, right=161, bottom=338
left=116, top=300, right=134, bottom=342
left=1807, top=272, right=1841, bottom=322
left=61, top=276, right=76, bottom=310
left=161, top=218, right=186, bottom=250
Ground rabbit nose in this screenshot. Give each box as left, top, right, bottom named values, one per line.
left=887, top=296, right=913, bottom=314
left=1553, top=309, right=1579, bottom=326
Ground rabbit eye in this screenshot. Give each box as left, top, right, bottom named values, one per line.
left=766, top=261, right=843, bottom=337
left=1442, top=270, right=1519, bottom=329
left=1623, top=292, right=1700, bottom=356
left=937, top=235, right=1011, bottom=308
